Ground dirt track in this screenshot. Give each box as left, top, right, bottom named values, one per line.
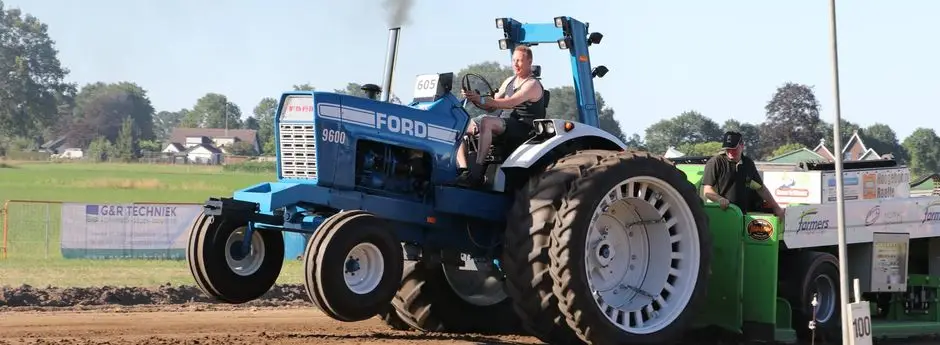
left=3, top=283, right=939, bottom=345
left=0, top=283, right=543, bottom=345
left=0, top=306, right=543, bottom=345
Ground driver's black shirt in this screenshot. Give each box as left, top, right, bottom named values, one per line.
left=702, top=153, right=763, bottom=212
left=499, top=76, right=545, bottom=126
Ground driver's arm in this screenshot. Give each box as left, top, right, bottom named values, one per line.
left=470, top=78, right=511, bottom=112
left=701, top=157, right=724, bottom=203
left=485, top=80, right=541, bottom=109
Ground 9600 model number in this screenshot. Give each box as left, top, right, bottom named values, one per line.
left=322, top=128, right=347, bottom=145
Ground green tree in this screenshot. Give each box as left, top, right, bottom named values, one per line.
left=449, top=61, right=515, bottom=118
left=66, top=82, right=156, bottom=145
left=180, top=93, right=242, bottom=129
left=542, top=86, right=626, bottom=142
left=624, top=133, right=647, bottom=151
left=335, top=82, right=368, bottom=98
left=677, top=141, right=723, bottom=156
left=113, top=117, right=139, bottom=161
left=228, top=141, right=256, bottom=156
left=815, top=118, right=859, bottom=153
left=85, top=136, right=114, bottom=162
left=861, top=123, right=908, bottom=163
left=153, top=109, right=188, bottom=141
left=760, top=82, right=823, bottom=157
left=252, top=97, right=278, bottom=155
left=901, top=128, right=940, bottom=177
left=769, top=142, right=805, bottom=159
left=644, top=110, right=722, bottom=155
left=0, top=2, right=75, bottom=141
left=293, top=83, right=315, bottom=91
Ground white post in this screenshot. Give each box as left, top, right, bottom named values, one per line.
left=827, top=1, right=851, bottom=344
left=853, top=278, right=861, bottom=303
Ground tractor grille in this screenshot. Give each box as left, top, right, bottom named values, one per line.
left=278, top=123, right=318, bottom=179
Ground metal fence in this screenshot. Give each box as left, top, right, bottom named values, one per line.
left=1, top=200, right=61, bottom=259
left=1, top=200, right=201, bottom=260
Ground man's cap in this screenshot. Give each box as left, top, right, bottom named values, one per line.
left=721, top=131, right=743, bottom=149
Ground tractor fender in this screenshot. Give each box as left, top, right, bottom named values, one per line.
left=501, top=119, right=626, bottom=170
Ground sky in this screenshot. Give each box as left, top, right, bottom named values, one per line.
left=6, top=0, right=939, bottom=142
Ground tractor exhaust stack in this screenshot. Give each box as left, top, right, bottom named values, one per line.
left=380, top=27, right=401, bottom=103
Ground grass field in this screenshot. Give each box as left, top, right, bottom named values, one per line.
left=2, top=160, right=935, bottom=288
left=0, top=160, right=306, bottom=288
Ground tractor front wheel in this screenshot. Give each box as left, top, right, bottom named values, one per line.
left=186, top=212, right=285, bottom=304
left=548, top=150, right=712, bottom=345
left=303, top=210, right=404, bottom=322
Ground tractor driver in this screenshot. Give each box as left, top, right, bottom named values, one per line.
left=456, top=45, right=545, bottom=186
left=702, top=131, right=785, bottom=218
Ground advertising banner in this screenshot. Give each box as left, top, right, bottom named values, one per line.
left=59, top=203, right=202, bottom=259
left=762, top=171, right=824, bottom=205
left=782, top=196, right=940, bottom=249
left=821, top=167, right=910, bottom=203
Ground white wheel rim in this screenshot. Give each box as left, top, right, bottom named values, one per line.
left=344, top=243, right=385, bottom=295
left=442, top=254, right=508, bottom=306
left=225, top=228, right=266, bottom=277
left=583, top=176, right=701, bottom=334
left=813, top=274, right=836, bottom=323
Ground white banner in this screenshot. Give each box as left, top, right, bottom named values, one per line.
left=60, top=203, right=203, bottom=259
left=762, top=170, right=824, bottom=205
left=763, top=167, right=911, bottom=206
left=782, top=196, right=940, bottom=248
left=821, top=167, right=910, bottom=203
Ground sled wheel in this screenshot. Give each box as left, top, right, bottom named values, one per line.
left=186, top=211, right=284, bottom=304
left=549, top=150, right=711, bottom=345
left=303, top=210, right=404, bottom=322
left=501, top=153, right=596, bottom=344
left=779, top=251, right=842, bottom=342
left=392, top=259, right=521, bottom=334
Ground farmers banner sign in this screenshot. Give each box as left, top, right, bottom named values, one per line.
left=59, top=203, right=202, bottom=260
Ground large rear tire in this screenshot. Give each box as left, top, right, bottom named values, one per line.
left=186, top=212, right=285, bottom=304
left=303, top=210, right=404, bottom=322
left=502, top=153, right=599, bottom=344
left=391, top=259, right=521, bottom=334
left=549, top=150, right=711, bottom=345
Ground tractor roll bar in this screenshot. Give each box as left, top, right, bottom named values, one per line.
left=381, top=27, right=402, bottom=103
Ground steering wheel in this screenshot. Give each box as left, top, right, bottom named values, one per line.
left=460, top=73, right=497, bottom=111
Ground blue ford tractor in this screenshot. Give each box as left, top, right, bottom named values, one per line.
left=186, top=16, right=712, bottom=345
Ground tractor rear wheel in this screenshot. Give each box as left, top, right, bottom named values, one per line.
left=303, top=210, right=404, bottom=322
left=391, top=259, right=521, bottom=334
left=548, top=150, right=711, bottom=345
left=501, top=153, right=597, bottom=344
left=186, top=211, right=285, bottom=304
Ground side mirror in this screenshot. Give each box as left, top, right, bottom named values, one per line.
left=532, top=65, right=542, bottom=79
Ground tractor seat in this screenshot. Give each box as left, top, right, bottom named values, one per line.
left=485, top=88, right=551, bottom=163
